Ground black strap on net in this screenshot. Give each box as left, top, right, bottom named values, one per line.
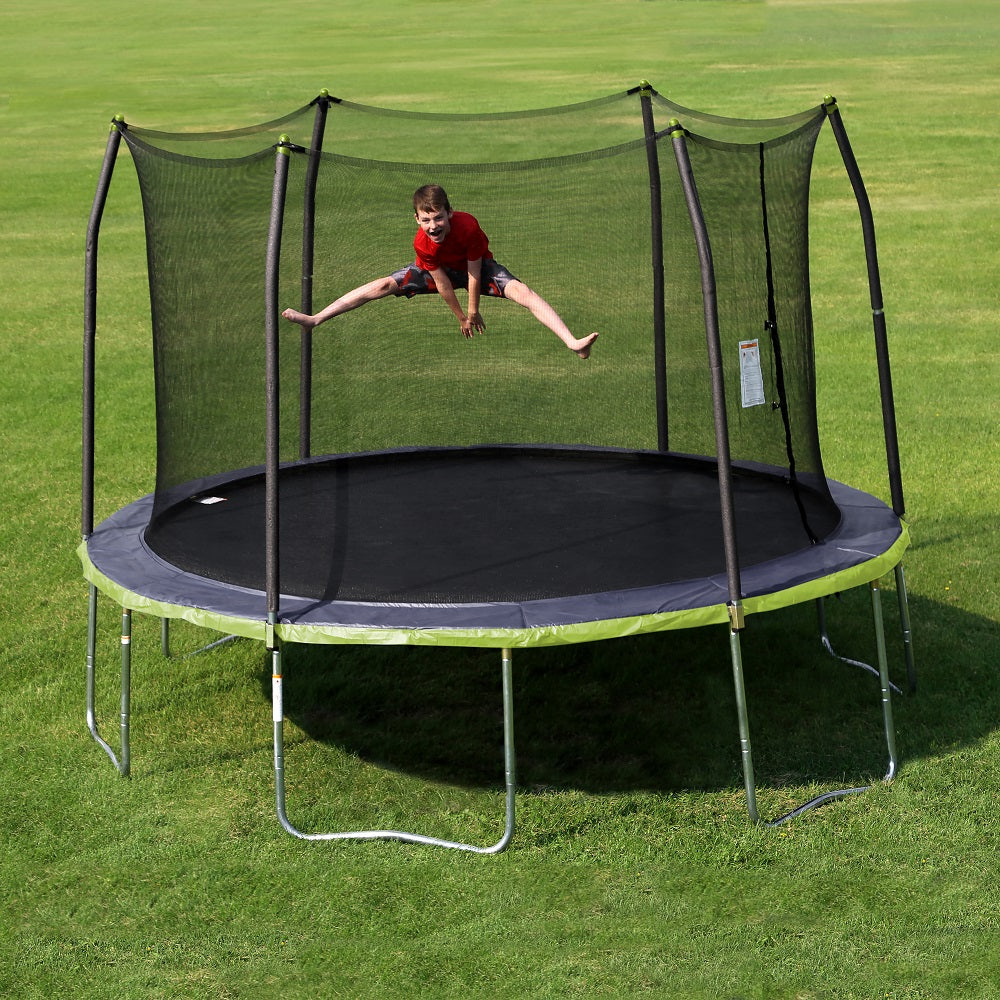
left=758, top=141, right=819, bottom=544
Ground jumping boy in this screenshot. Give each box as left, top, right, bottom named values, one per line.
left=281, top=184, right=599, bottom=359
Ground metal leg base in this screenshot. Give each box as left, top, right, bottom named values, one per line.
left=272, top=645, right=517, bottom=853
left=734, top=579, right=899, bottom=827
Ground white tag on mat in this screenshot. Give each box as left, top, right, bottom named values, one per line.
left=739, top=339, right=766, bottom=408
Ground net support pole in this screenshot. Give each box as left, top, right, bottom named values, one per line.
left=667, top=122, right=743, bottom=611
left=265, top=139, right=293, bottom=622
left=83, top=118, right=124, bottom=540
left=83, top=121, right=133, bottom=781
left=639, top=82, right=669, bottom=451
left=823, top=97, right=905, bottom=518
left=265, top=137, right=292, bottom=813
left=825, top=97, right=915, bottom=691
left=668, top=121, right=762, bottom=820
left=298, top=93, right=332, bottom=460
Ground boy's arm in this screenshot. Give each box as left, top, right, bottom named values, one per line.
left=465, top=258, right=485, bottom=334
left=430, top=267, right=478, bottom=339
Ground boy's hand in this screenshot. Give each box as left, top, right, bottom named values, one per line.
left=460, top=312, right=486, bottom=338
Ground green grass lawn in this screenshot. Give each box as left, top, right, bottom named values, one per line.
left=2, top=1, right=998, bottom=997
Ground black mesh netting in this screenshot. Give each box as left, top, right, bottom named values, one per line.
left=120, top=89, right=836, bottom=599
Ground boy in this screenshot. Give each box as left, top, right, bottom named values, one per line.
left=281, top=184, right=599, bottom=359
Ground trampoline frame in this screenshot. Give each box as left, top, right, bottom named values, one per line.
left=82, top=87, right=915, bottom=848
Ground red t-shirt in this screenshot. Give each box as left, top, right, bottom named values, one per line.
left=413, top=211, right=494, bottom=272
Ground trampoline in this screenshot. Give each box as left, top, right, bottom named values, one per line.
left=82, top=85, right=914, bottom=850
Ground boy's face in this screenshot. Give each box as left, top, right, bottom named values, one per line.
left=415, top=206, right=452, bottom=244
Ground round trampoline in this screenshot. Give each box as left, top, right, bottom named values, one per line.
left=82, top=87, right=912, bottom=849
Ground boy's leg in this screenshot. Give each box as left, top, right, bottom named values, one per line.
left=282, top=275, right=401, bottom=329
left=502, top=279, right=598, bottom=358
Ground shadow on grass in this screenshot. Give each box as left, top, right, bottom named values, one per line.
left=261, top=587, right=996, bottom=796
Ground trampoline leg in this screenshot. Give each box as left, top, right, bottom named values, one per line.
left=728, top=627, right=760, bottom=824
left=893, top=563, right=917, bottom=693
left=767, top=579, right=899, bottom=825
left=870, top=580, right=899, bottom=781
left=85, top=585, right=131, bottom=777
left=272, top=644, right=291, bottom=834
left=272, top=644, right=517, bottom=853
left=119, top=609, right=132, bottom=776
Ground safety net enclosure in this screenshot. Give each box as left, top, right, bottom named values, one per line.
left=82, top=85, right=913, bottom=847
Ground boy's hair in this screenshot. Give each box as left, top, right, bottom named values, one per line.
left=413, top=184, right=451, bottom=215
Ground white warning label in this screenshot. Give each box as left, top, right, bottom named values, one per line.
left=739, top=339, right=766, bottom=408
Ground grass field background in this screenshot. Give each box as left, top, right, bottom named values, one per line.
left=2, top=1, right=998, bottom=997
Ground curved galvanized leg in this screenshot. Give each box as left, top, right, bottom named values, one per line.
left=86, top=584, right=131, bottom=776
left=272, top=644, right=517, bottom=852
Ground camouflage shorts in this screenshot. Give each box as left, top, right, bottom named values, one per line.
left=390, top=258, right=519, bottom=299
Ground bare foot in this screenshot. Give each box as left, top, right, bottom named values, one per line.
left=573, top=332, right=599, bottom=359
left=282, top=307, right=317, bottom=330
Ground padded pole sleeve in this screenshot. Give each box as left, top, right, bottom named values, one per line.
left=640, top=88, right=669, bottom=451
left=668, top=124, right=744, bottom=612
left=299, top=95, right=331, bottom=460
left=825, top=100, right=905, bottom=517
left=265, top=140, right=292, bottom=618
left=83, top=120, right=124, bottom=538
